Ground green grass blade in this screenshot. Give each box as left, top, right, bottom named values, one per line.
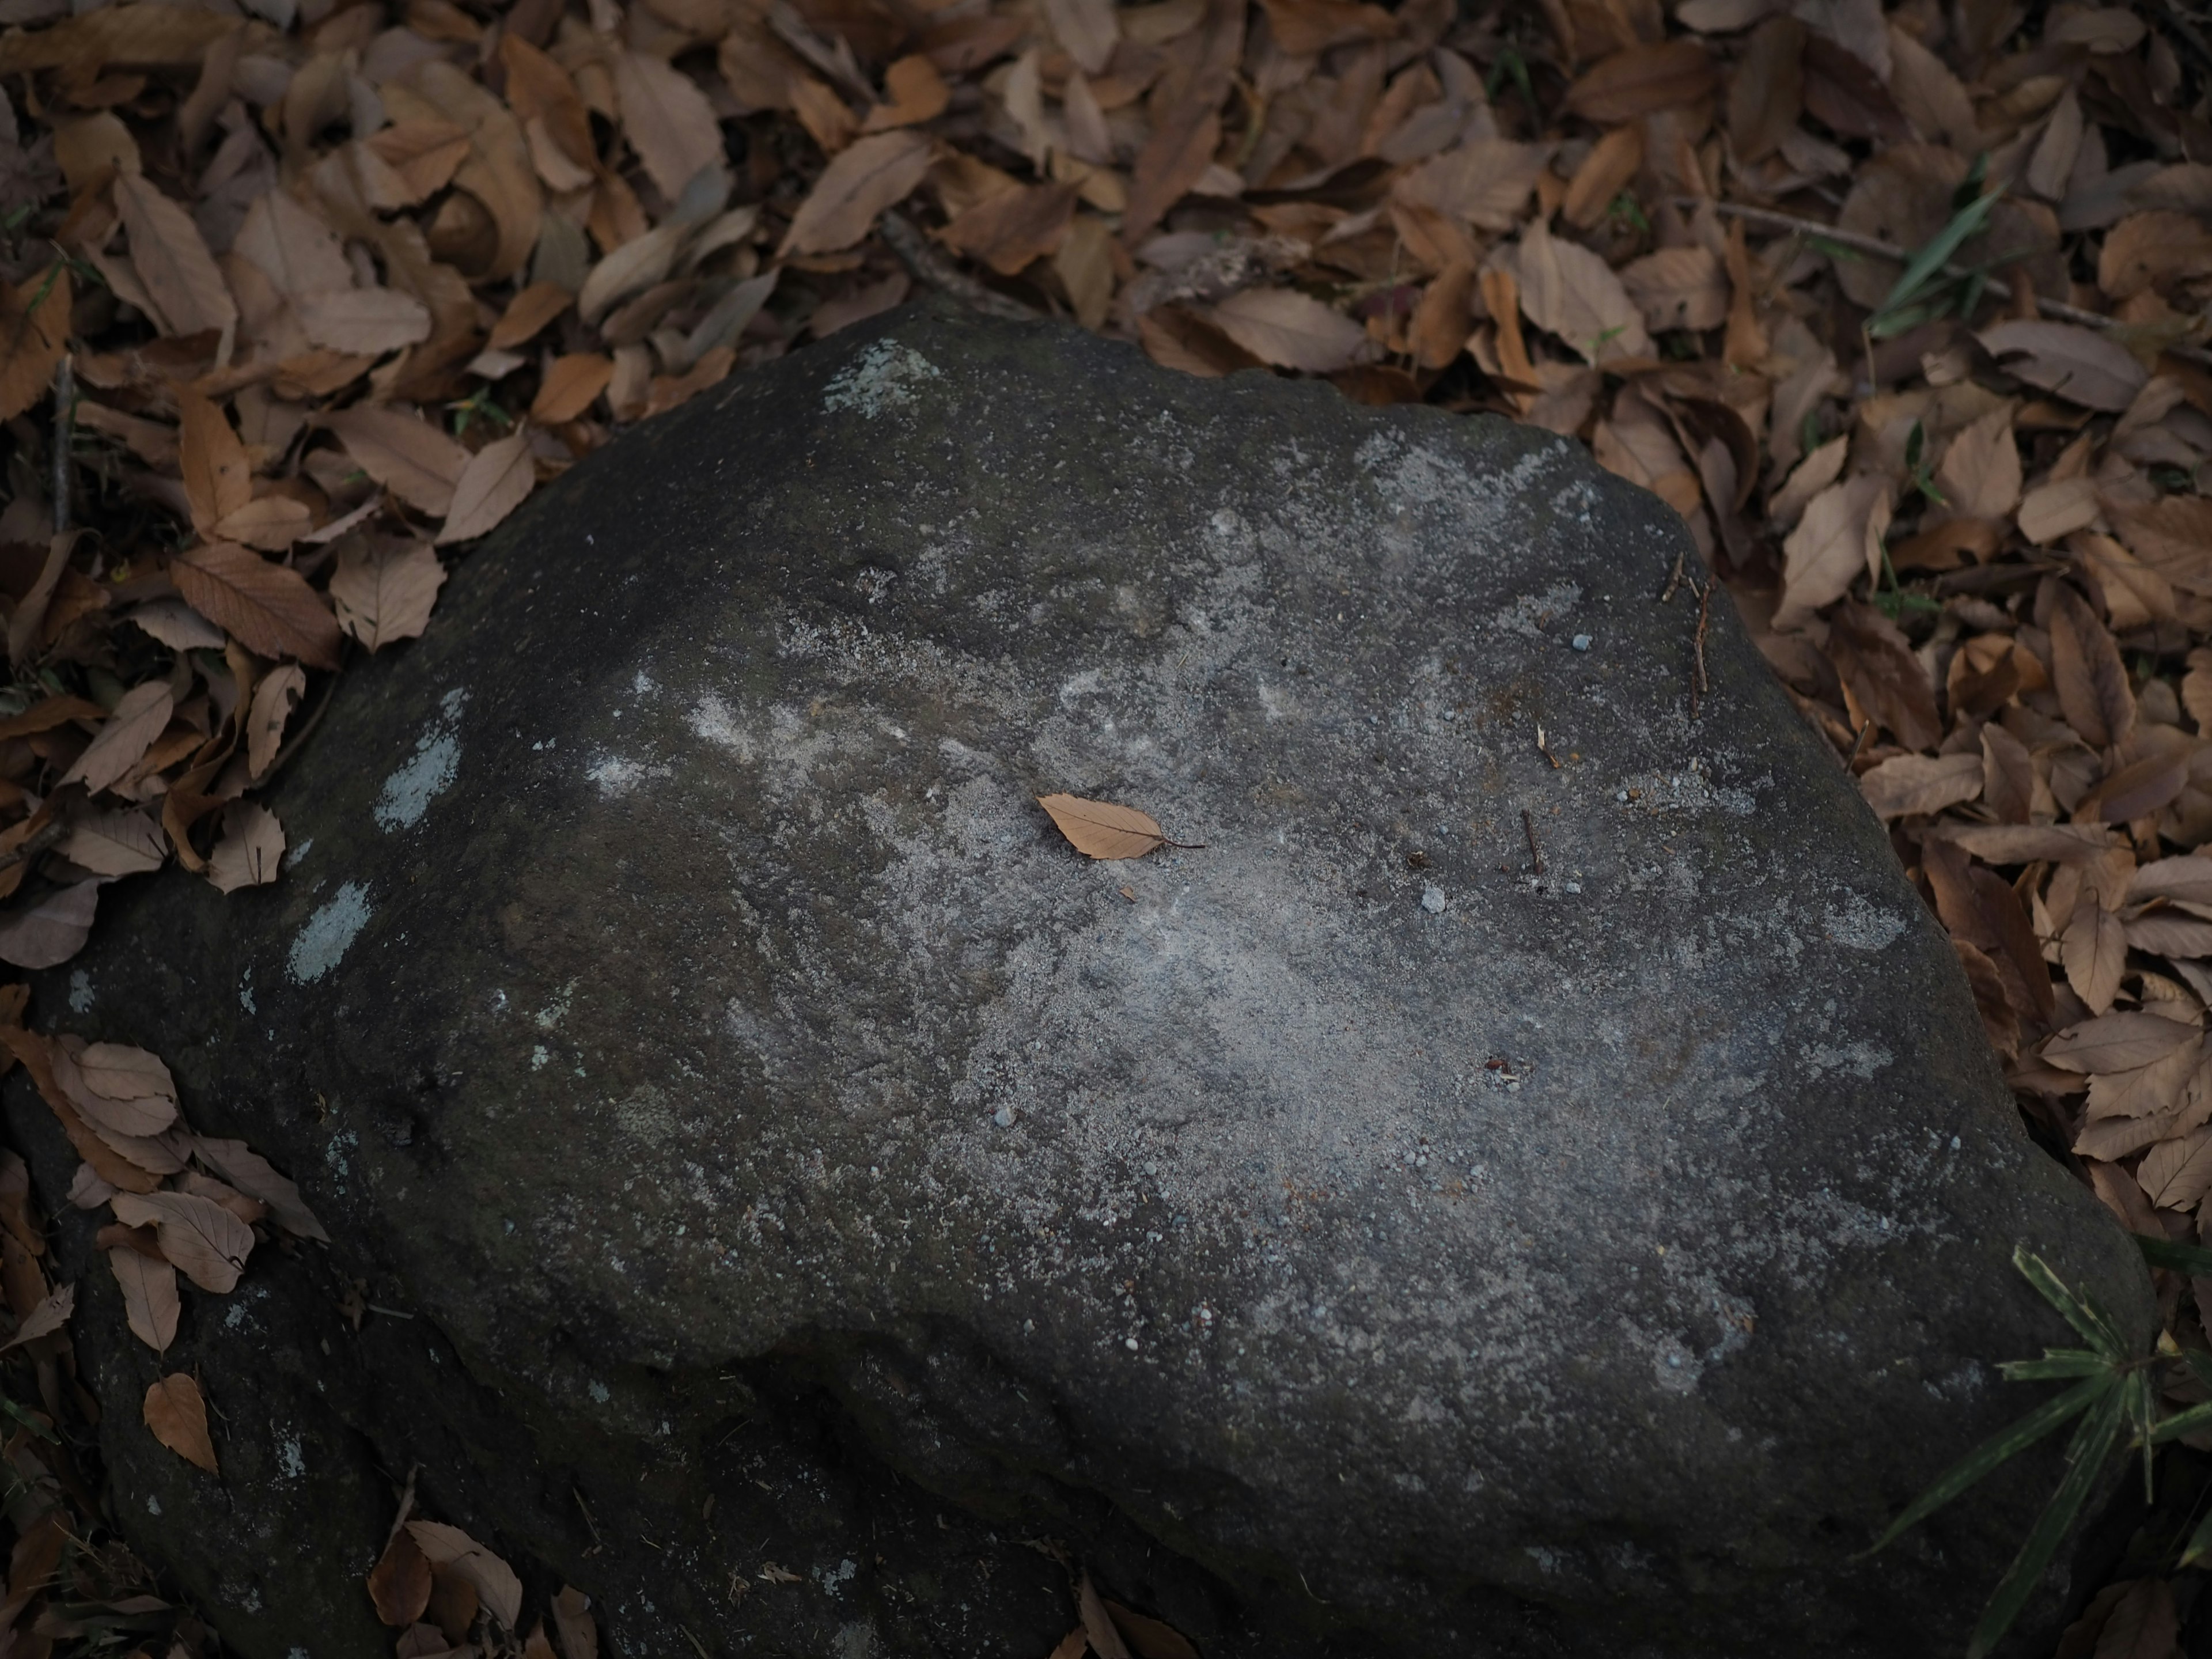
left=2132, top=1370, right=2156, bottom=1500
left=2134, top=1233, right=2212, bottom=1277
left=1875, top=185, right=2001, bottom=321
left=2183, top=1497, right=2212, bottom=1567
left=2015, top=1245, right=2126, bottom=1358
left=1965, top=1380, right=2127, bottom=1659
left=2000, top=1351, right=2113, bottom=1381
left=1862, top=1372, right=2115, bottom=1555
left=2150, top=1397, right=2212, bottom=1444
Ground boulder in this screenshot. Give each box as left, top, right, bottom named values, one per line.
left=19, top=303, right=2153, bottom=1658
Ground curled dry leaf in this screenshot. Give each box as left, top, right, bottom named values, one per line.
left=194, top=1137, right=329, bottom=1241
left=406, top=1522, right=524, bottom=1630
left=143, top=1373, right=218, bottom=1473
left=1038, top=794, right=1198, bottom=860
left=248, top=664, right=307, bottom=779
left=171, top=543, right=343, bottom=670
left=0, top=1282, right=71, bottom=1353
left=109, top=1248, right=177, bottom=1353
left=109, top=1191, right=253, bottom=1294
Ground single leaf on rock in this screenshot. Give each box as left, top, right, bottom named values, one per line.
left=779, top=130, right=933, bottom=257
left=294, top=287, right=433, bottom=354
left=1858, top=752, right=1983, bottom=818
left=0, top=264, right=70, bottom=423
left=171, top=543, right=343, bottom=670
left=177, top=388, right=251, bottom=536
left=324, top=407, right=471, bottom=517
left=113, top=172, right=236, bottom=346
left=77, top=1042, right=176, bottom=1122
left=0, top=880, right=99, bottom=971
left=58, top=681, right=173, bottom=797
left=437, top=434, right=536, bottom=545
left=194, top=1137, right=328, bottom=1242
left=109, top=1191, right=252, bottom=1294
left=109, top=1248, right=177, bottom=1353
left=331, top=537, right=447, bottom=650
left=370, top=1527, right=435, bottom=1627
left=407, top=1522, right=524, bottom=1630
left=1977, top=320, right=2148, bottom=412
left=143, top=1373, right=218, bottom=1473
left=1038, top=794, right=1185, bottom=859
left=1208, top=289, right=1370, bottom=374
left=0, top=1282, right=70, bottom=1353
left=206, top=802, right=285, bottom=894
left=552, top=1586, right=597, bottom=1659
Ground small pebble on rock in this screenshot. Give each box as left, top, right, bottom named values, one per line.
left=1571, top=634, right=1592, bottom=650
left=993, top=1105, right=1015, bottom=1127
left=1421, top=885, right=1446, bottom=914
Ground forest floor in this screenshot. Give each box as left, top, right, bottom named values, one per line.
left=0, top=0, right=2204, bottom=1653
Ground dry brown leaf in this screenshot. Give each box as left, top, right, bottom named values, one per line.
left=295, top=287, right=434, bottom=354
left=1563, top=40, right=1717, bottom=123
left=2062, top=896, right=2127, bottom=1015
left=1562, top=126, right=1643, bottom=229
left=1977, top=320, right=2148, bottom=413
left=938, top=182, right=1078, bottom=276
left=193, top=1137, right=328, bottom=1242
left=370, top=1527, right=435, bottom=1627
left=205, top=802, right=285, bottom=894
left=1619, top=247, right=1728, bottom=334
left=1857, top=752, right=1983, bottom=819
left=2046, top=1010, right=2198, bottom=1074
left=365, top=118, right=473, bottom=205
left=215, top=495, right=315, bottom=554
left=1728, top=16, right=1807, bottom=162
left=324, top=407, right=471, bottom=517
left=1392, top=139, right=1551, bottom=233
left=0, top=880, right=100, bottom=971
left=865, top=55, right=951, bottom=131
left=177, top=388, right=252, bottom=537
left=1933, top=406, right=2021, bottom=521
left=1103, top=1600, right=1201, bottom=1659
left=171, top=543, right=343, bottom=670
left=1775, top=474, right=1891, bottom=631
left=1046, top=0, right=1120, bottom=71
left=487, top=281, right=574, bottom=352
left=143, top=1373, right=218, bottom=1474
left=407, top=1522, right=524, bottom=1630
left=2018, top=478, right=2100, bottom=545
left=2048, top=582, right=2135, bottom=751
left=1409, top=262, right=1475, bottom=372
left=780, top=130, right=933, bottom=257
left=390, top=60, right=540, bottom=283
left=247, top=663, right=307, bottom=779
left=113, top=172, right=236, bottom=349
left=0, top=264, right=70, bottom=425
left=1123, top=0, right=1242, bottom=243
left=59, top=809, right=165, bottom=877
left=553, top=1585, right=599, bottom=1659
left=77, top=1042, right=176, bottom=1118
left=110, top=1191, right=252, bottom=1294
left=1507, top=218, right=1652, bottom=365
left=59, top=682, right=173, bottom=797
left=615, top=50, right=731, bottom=207
left=331, top=538, right=447, bottom=652
left=0, top=1283, right=71, bottom=1354
left=1207, top=289, right=1371, bottom=374
left=438, top=434, right=536, bottom=546
left=109, top=1248, right=177, bottom=1353
left=1037, top=793, right=1196, bottom=859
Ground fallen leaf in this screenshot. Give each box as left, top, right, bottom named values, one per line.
left=487, top=281, right=574, bottom=351
left=1208, top=287, right=1370, bottom=374
left=58, top=682, right=173, bottom=797
left=1563, top=40, right=1718, bottom=123
left=1858, top=752, right=1983, bottom=818
left=113, top=172, right=236, bottom=348
left=177, top=388, right=252, bottom=537
left=1037, top=793, right=1192, bottom=859
left=75, top=1042, right=176, bottom=1121
left=614, top=48, right=730, bottom=207
left=2048, top=582, right=2135, bottom=750
left=1392, top=138, right=1551, bottom=232
left=0, top=1282, right=70, bottom=1353
left=863, top=56, right=951, bottom=130
left=1775, top=474, right=1891, bottom=631
left=407, top=1522, right=524, bottom=1630
left=294, top=287, right=434, bottom=354
left=58, top=807, right=163, bottom=877
left=2062, top=897, right=2127, bottom=1014
left=109, top=1191, right=253, bottom=1293
left=1619, top=246, right=1728, bottom=334
left=938, top=182, right=1078, bottom=276
left=205, top=802, right=285, bottom=893
left=331, top=538, right=447, bottom=652
left=192, top=1137, right=328, bottom=1242
left=2045, top=1010, right=2199, bottom=1074
left=1103, top=1600, right=1201, bottom=1659
left=0, top=881, right=100, bottom=970
left=0, top=264, right=69, bottom=424
left=1078, top=1572, right=1134, bottom=1659
left=1933, top=406, right=2021, bottom=521
left=1507, top=218, right=1653, bottom=365
left=1977, top=319, right=2149, bottom=412
left=370, top=1528, right=435, bottom=1627
left=171, top=542, right=343, bottom=669
left=324, top=407, right=472, bottom=517
left=246, top=663, right=306, bottom=779
left=552, top=1585, right=597, bottom=1659
left=437, top=434, right=536, bottom=545
left=779, top=130, right=933, bottom=257
left=108, top=1248, right=177, bottom=1353
left=143, top=1373, right=218, bottom=1473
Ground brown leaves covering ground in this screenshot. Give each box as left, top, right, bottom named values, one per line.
left=0, top=0, right=2207, bottom=1649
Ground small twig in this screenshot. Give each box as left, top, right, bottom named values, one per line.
left=879, top=210, right=1041, bottom=323
left=1845, top=718, right=1874, bottom=768
left=1535, top=723, right=1559, bottom=768
left=50, top=354, right=71, bottom=537
left=0, top=817, right=68, bottom=874
left=1690, top=198, right=2212, bottom=366
left=1658, top=542, right=1687, bottom=604
left=1521, top=808, right=1543, bottom=876
left=1689, top=580, right=1713, bottom=718
left=575, top=1487, right=606, bottom=1555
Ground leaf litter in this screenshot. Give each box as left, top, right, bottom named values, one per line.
left=0, top=0, right=2202, bottom=1649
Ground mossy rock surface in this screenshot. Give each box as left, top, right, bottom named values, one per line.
left=22, top=303, right=2152, bottom=1658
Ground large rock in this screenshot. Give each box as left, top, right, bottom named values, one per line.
left=21, top=304, right=2152, bottom=1658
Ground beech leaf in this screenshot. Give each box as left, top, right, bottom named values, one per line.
left=143, top=1373, right=218, bottom=1473
left=1037, top=794, right=1198, bottom=860
left=108, top=1248, right=177, bottom=1353
left=109, top=1191, right=253, bottom=1294
left=406, top=1522, right=524, bottom=1630
left=171, top=542, right=343, bottom=669
left=330, top=538, right=447, bottom=650
left=437, top=434, right=536, bottom=544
